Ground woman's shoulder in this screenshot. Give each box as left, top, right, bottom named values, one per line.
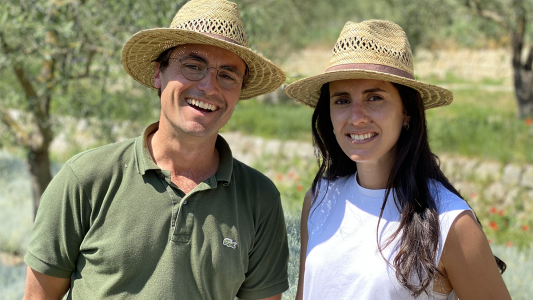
left=428, top=180, right=471, bottom=214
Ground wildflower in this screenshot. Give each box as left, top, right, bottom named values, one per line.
left=506, top=241, right=513, bottom=247
left=276, top=174, right=283, bottom=181
left=489, top=207, right=497, bottom=214
left=526, top=118, right=532, bottom=126
left=288, top=171, right=295, bottom=179
left=489, top=221, right=498, bottom=231
left=488, top=239, right=492, bottom=244
left=498, top=209, right=504, bottom=216
left=469, top=192, right=477, bottom=199
left=296, top=185, right=303, bottom=192
left=522, top=225, right=529, bottom=232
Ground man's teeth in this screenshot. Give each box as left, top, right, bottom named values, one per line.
left=350, top=133, right=376, bottom=141
left=186, top=99, right=217, bottom=111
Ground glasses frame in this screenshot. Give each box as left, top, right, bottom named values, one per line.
left=169, top=57, right=245, bottom=90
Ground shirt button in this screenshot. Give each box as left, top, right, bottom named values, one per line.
left=159, top=173, right=165, bottom=179
left=183, top=200, right=188, bottom=205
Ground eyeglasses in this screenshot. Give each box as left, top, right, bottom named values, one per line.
left=170, top=57, right=245, bottom=90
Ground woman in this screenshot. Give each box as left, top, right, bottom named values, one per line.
left=285, top=20, right=511, bottom=300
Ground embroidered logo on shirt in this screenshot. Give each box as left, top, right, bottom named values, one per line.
left=223, top=238, right=237, bottom=249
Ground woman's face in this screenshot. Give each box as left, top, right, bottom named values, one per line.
left=329, top=79, right=409, bottom=168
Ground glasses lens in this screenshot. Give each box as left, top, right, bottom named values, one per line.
left=179, top=58, right=207, bottom=81
left=217, top=67, right=242, bottom=89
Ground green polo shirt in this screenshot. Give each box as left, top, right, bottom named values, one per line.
left=25, top=123, right=289, bottom=299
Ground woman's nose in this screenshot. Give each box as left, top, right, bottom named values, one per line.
left=348, top=102, right=370, bottom=125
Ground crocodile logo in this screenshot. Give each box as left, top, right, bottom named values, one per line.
left=223, top=238, right=237, bottom=249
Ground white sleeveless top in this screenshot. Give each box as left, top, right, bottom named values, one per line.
left=304, top=174, right=471, bottom=300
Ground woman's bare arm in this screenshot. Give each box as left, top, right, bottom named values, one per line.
left=440, top=210, right=511, bottom=300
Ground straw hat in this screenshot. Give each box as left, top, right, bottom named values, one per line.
left=285, top=20, right=453, bottom=109
left=121, top=0, right=285, bottom=100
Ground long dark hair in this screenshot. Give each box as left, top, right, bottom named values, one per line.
left=311, top=82, right=506, bottom=297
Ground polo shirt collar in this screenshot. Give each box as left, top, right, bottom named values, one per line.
left=134, top=122, right=233, bottom=185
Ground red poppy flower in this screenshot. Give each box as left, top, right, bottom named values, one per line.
left=489, top=221, right=498, bottom=231
left=506, top=241, right=513, bottom=247
left=526, top=118, right=532, bottom=126
left=498, top=209, right=504, bottom=216
left=296, top=185, right=303, bottom=192
left=276, top=174, right=283, bottom=180
left=522, top=225, right=529, bottom=232
left=490, top=207, right=497, bottom=214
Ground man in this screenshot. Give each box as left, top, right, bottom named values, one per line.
left=23, top=0, right=289, bottom=299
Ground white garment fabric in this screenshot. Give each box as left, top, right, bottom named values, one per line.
left=304, top=174, right=471, bottom=300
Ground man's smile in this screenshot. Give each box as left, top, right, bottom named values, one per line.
left=186, top=98, right=220, bottom=112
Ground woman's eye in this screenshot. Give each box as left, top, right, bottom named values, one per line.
left=368, top=95, right=383, bottom=102
left=334, top=98, right=350, bottom=105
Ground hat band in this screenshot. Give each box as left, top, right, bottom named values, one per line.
left=326, top=63, right=415, bottom=80
left=200, top=32, right=242, bottom=46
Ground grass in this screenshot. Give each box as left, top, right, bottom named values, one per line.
left=221, top=99, right=314, bottom=141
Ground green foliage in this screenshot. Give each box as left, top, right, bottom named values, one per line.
left=221, top=100, right=314, bottom=141
left=426, top=88, right=533, bottom=163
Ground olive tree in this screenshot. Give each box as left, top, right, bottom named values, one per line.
left=464, top=0, right=533, bottom=118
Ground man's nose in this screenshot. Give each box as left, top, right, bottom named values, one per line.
left=196, top=68, right=218, bottom=94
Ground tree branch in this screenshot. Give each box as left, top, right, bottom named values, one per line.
left=0, top=31, right=39, bottom=100
left=512, top=13, right=526, bottom=68
left=464, top=0, right=508, bottom=29
left=69, top=48, right=97, bottom=79
left=0, top=107, right=29, bottom=146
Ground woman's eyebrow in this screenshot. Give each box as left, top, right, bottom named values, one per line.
left=362, top=88, right=387, bottom=94
left=330, top=91, right=350, bottom=99
left=330, top=88, right=388, bottom=99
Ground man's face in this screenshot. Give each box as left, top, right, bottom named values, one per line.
left=154, top=44, right=246, bottom=138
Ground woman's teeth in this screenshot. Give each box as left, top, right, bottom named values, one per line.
left=350, top=133, right=377, bottom=141
left=186, top=99, right=218, bottom=112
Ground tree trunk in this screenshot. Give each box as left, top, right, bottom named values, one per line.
left=27, top=147, right=53, bottom=218
left=513, top=68, right=533, bottom=118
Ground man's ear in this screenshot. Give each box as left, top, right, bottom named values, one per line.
left=153, top=62, right=162, bottom=89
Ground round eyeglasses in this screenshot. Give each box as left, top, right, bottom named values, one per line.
left=170, top=57, right=245, bottom=90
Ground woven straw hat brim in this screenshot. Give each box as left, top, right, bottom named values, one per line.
left=285, top=69, right=453, bottom=109
left=121, top=28, right=286, bottom=100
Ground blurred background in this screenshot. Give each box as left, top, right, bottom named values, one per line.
left=1, top=0, right=533, bottom=299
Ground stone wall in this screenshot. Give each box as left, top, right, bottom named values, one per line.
left=221, top=133, right=533, bottom=215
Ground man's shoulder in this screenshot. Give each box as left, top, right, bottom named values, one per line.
left=231, top=158, right=279, bottom=196
left=65, top=137, right=139, bottom=176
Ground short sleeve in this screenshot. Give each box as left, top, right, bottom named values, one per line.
left=433, top=182, right=473, bottom=265
left=236, top=195, right=289, bottom=299
left=24, top=163, right=90, bottom=278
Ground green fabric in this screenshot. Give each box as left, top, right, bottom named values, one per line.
left=25, top=123, right=289, bottom=300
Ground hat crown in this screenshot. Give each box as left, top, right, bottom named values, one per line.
left=170, top=0, right=249, bottom=48
left=329, top=20, right=414, bottom=76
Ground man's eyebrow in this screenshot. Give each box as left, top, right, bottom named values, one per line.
left=182, top=53, right=207, bottom=62
left=183, top=52, right=242, bottom=70
left=330, top=88, right=388, bottom=98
